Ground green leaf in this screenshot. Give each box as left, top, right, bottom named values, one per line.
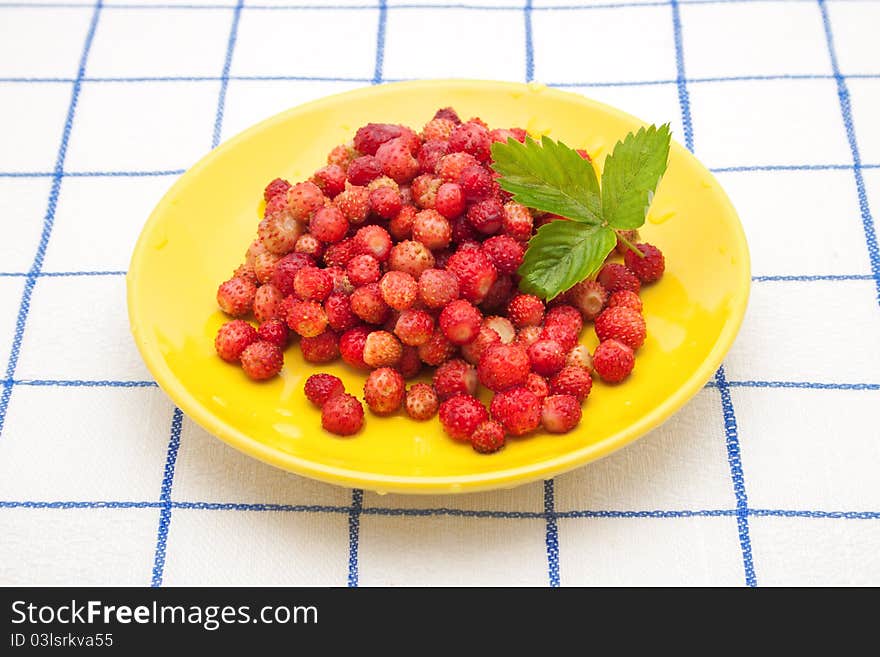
left=517, top=221, right=617, bottom=299
left=601, top=123, right=671, bottom=230
left=491, top=136, right=601, bottom=224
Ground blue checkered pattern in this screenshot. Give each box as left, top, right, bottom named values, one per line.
left=0, top=0, right=878, bottom=587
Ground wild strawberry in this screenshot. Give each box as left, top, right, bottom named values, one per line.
left=354, top=123, right=403, bottom=155
left=471, top=420, right=506, bottom=454
left=489, top=127, right=527, bottom=143
left=369, top=186, right=402, bottom=219
left=467, top=198, right=503, bottom=235
left=246, top=238, right=267, bottom=266
left=417, top=139, right=449, bottom=175
left=593, top=339, right=634, bottom=383
left=490, top=387, right=541, bottom=436
left=434, top=182, right=465, bottom=218
left=287, top=181, right=325, bottom=223
left=310, top=206, right=348, bottom=244
left=458, top=164, right=495, bottom=202
left=362, top=330, right=403, bottom=368
left=433, top=358, right=478, bottom=400
left=313, top=164, right=346, bottom=198
left=417, top=268, right=459, bottom=308
left=327, top=143, right=356, bottom=168
left=294, top=233, right=324, bottom=260
left=507, top=294, right=544, bottom=328
left=433, top=107, right=461, bottom=123
left=436, top=152, right=479, bottom=182
left=363, top=367, right=405, bottom=415
left=334, top=185, right=371, bottom=225
left=448, top=122, right=491, bottom=162
left=264, top=177, right=291, bottom=202
left=217, top=277, right=257, bottom=317
left=524, top=372, right=550, bottom=401
left=439, top=299, right=482, bottom=345
left=253, top=283, right=284, bottom=322
left=347, top=155, right=383, bottom=186
left=323, top=292, right=358, bottom=332
left=350, top=283, right=389, bottom=325
left=607, top=290, right=643, bottom=313
left=542, top=395, right=582, bottom=433
left=389, top=240, right=435, bottom=278
left=417, top=328, right=456, bottom=366
left=339, top=326, right=371, bottom=370
left=323, top=238, right=357, bottom=268
left=541, top=322, right=579, bottom=352
left=375, top=137, right=419, bottom=183
left=293, top=266, right=332, bottom=302
left=301, top=330, right=340, bottom=363
left=388, top=205, right=416, bottom=241
left=439, top=394, right=488, bottom=441
left=379, top=271, right=418, bottom=311
left=393, top=309, right=434, bottom=346
left=567, top=280, right=607, bottom=321
left=624, top=242, right=665, bottom=283
left=254, top=251, right=280, bottom=284
left=479, top=275, right=514, bottom=313
left=421, top=118, right=456, bottom=141
left=412, top=209, right=452, bottom=250
left=233, top=262, right=258, bottom=285
left=304, top=373, right=345, bottom=408
left=545, top=304, right=584, bottom=335
left=594, top=306, right=646, bottom=350
left=270, top=252, right=315, bottom=295
left=286, top=299, right=328, bottom=338
left=325, top=266, right=354, bottom=295
left=483, top=315, right=516, bottom=344
left=477, top=343, right=529, bottom=391
left=260, top=195, right=303, bottom=254
left=322, top=393, right=364, bottom=436
left=481, top=235, right=525, bottom=275
left=597, top=262, right=641, bottom=294
left=566, top=344, right=594, bottom=372
left=450, top=214, right=478, bottom=244
left=405, top=383, right=440, bottom=420
left=411, top=174, right=441, bottom=209
left=240, top=341, right=283, bottom=381
left=614, top=228, right=640, bottom=255
left=516, top=325, right=543, bottom=348
left=461, top=324, right=502, bottom=365
left=215, top=320, right=258, bottom=362
left=257, top=318, right=289, bottom=348
left=367, top=175, right=399, bottom=194
left=502, top=202, right=533, bottom=242
left=346, top=254, right=381, bottom=287
left=549, top=366, right=592, bottom=402
left=445, top=249, right=497, bottom=304
left=528, top=338, right=566, bottom=377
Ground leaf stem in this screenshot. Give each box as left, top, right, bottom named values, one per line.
left=615, top=231, right=644, bottom=258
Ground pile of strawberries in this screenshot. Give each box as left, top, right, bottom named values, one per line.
left=213, top=107, right=664, bottom=454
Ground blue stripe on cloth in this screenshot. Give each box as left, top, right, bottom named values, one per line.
left=726, top=380, right=880, bottom=391
left=751, top=274, right=874, bottom=281
left=0, top=0, right=103, bottom=441
left=544, top=479, right=560, bottom=586
left=715, top=367, right=757, bottom=586
left=817, top=0, right=880, bottom=304
left=11, top=379, right=158, bottom=388
left=373, top=0, right=388, bottom=84
left=348, top=489, right=364, bottom=587
left=670, top=0, right=694, bottom=152
left=524, top=0, right=534, bottom=82
left=211, top=0, right=244, bottom=149
left=151, top=407, right=183, bottom=587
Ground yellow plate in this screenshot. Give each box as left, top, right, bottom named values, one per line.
left=127, top=79, right=750, bottom=494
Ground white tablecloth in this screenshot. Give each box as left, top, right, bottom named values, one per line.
left=0, top=0, right=878, bottom=587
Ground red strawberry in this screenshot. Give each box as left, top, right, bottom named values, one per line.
left=439, top=299, right=482, bottom=345
left=389, top=205, right=416, bottom=241
left=436, top=152, right=479, bottom=183
left=467, top=197, right=504, bottom=235
left=398, top=345, right=422, bottom=379
left=594, top=306, right=646, bottom=350
left=335, top=185, right=371, bottom=225
left=549, top=366, right=592, bottom=402
left=379, top=271, right=418, bottom=311
left=286, top=299, right=328, bottom=338
left=624, top=242, right=665, bottom=283
left=460, top=324, right=502, bottom=365
left=217, top=277, right=257, bottom=317
left=354, top=123, right=404, bottom=155
left=433, top=107, right=461, bottom=124
left=393, top=309, right=435, bottom=346
left=490, top=386, right=541, bottom=436
left=286, top=181, right=324, bottom=222
left=524, top=372, right=550, bottom=401
left=388, top=240, right=435, bottom=279
left=541, top=394, right=582, bottom=433
left=433, top=358, right=478, bottom=400
left=421, top=118, right=456, bottom=142
left=417, top=328, right=456, bottom=366
left=597, top=262, right=641, bottom=294
left=362, top=330, right=403, bottom=368
left=310, top=206, right=348, bottom=244
left=346, top=254, right=381, bottom=287
left=322, top=393, right=364, bottom=436
left=417, top=139, right=450, bottom=176
left=412, top=209, right=452, bottom=250
left=445, top=248, right=497, bottom=304
left=439, top=394, right=489, bottom=441
left=240, top=341, right=283, bottom=380
left=264, top=177, right=290, bottom=202
left=300, top=330, right=340, bottom=363
left=507, top=294, right=544, bottom=328
left=477, top=343, right=529, bottom=391
left=375, top=137, right=419, bottom=184
left=405, top=383, right=440, bottom=420
left=293, top=266, right=332, bottom=302
left=325, top=292, right=360, bottom=332
left=418, top=268, right=459, bottom=308
left=567, top=280, right=607, bottom=321
left=593, top=339, right=634, bottom=383
left=253, top=283, right=285, bottom=323
left=471, top=420, right=506, bottom=454
left=350, top=283, right=390, bottom=325
left=566, top=345, right=594, bottom=372
left=607, top=290, right=643, bottom=313
left=448, top=122, right=491, bottom=162
left=312, top=164, right=346, bottom=198
left=363, top=367, right=405, bottom=415
left=257, top=318, right=289, bottom=348
left=304, top=373, right=345, bottom=407
left=502, top=202, right=533, bottom=242
left=527, top=338, right=566, bottom=377
left=434, top=182, right=465, bottom=218
left=458, top=165, right=495, bottom=202
left=339, top=326, right=371, bottom=370
left=481, top=235, right=525, bottom=275
left=215, top=320, right=257, bottom=363
left=271, top=252, right=315, bottom=296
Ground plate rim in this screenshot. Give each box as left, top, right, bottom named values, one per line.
left=127, top=78, right=751, bottom=494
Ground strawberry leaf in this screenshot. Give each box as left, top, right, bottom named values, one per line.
left=490, top=136, right=601, bottom=224
left=601, top=123, right=671, bottom=230
left=517, top=221, right=617, bottom=299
